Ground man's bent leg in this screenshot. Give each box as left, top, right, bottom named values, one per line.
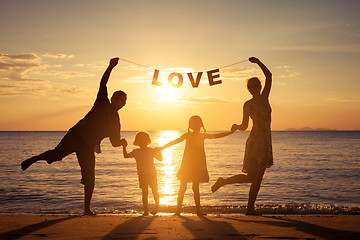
left=21, top=132, right=76, bottom=171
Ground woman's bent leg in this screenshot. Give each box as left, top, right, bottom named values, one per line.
left=212, top=174, right=252, bottom=193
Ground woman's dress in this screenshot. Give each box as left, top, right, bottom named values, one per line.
left=242, top=97, right=273, bottom=174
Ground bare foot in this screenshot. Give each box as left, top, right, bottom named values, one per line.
left=211, top=177, right=224, bottom=193
left=21, top=158, right=37, bottom=171
left=245, top=210, right=262, bottom=216
left=173, top=211, right=181, bottom=216
left=21, top=160, right=31, bottom=171
left=150, top=207, right=159, bottom=216
left=196, top=211, right=207, bottom=216
left=84, top=209, right=96, bottom=216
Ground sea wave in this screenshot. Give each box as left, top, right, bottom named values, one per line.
left=1, top=204, right=359, bottom=215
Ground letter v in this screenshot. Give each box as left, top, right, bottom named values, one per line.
left=187, top=72, right=203, bottom=88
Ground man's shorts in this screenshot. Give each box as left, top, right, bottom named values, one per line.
left=50, top=132, right=95, bottom=186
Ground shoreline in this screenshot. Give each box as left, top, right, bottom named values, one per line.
left=1, top=214, right=359, bottom=240
left=1, top=203, right=359, bottom=215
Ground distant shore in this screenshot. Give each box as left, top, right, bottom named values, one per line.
left=1, top=214, right=359, bottom=240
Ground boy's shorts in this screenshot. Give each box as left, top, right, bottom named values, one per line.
left=138, top=173, right=157, bottom=189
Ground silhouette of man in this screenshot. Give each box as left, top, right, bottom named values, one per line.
left=21, top=57, right=126, bottom=215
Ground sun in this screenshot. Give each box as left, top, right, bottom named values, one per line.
left=159, top=82, right=178, bottom=97
left=154, top=82, right=180, bottom=103
left=152, top=67, right=193, bottom=102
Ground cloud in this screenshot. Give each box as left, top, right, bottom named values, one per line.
left=274, top=22, right=360, bottom=53
left=324, top=97, right=360, bottom=103
left=0, top=53, right=38, bottom=60
left=276, top=65, right=301, bottom=80
left=74, top=62, right=107, bottom=70
left=279, top=72, right=301, bottom=78
left=0, top=53, right=40, bottom=71
left=0, top=62, right=40, bottom=71
left=55, top=85, right=93, bottom=97
left=122, top=75, right=150, bottom=83
left=42, top=53, right=74, bottom=59
left=274, top=44, right=360, bottom=53
left=177, top=96, right=228, bottom=104
left=276, top=65, right=292, bottom=70
left=0, top=80, right=51, bottom=98
left=220, top=66, right=255, bottom=80
left=0, top=52, right=94, bottom=98
left=0, top=53, right=42, bottom=82
left=38, top=69, right=94, bottom=79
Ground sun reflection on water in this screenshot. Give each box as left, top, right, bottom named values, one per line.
left=153, top=130, right=182, bottom=206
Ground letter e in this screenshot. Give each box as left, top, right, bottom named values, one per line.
left=207, top=69, right=222, bottom=86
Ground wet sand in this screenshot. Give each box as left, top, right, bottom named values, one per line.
left=0, top=214, right=359, bottom=240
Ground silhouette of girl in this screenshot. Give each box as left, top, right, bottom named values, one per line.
left=159, top=115, right=234, bottom=215
left=211, top=57, right=273, bottom=215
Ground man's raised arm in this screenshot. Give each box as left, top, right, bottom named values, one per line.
left=98, top=57, right=119, bottom=97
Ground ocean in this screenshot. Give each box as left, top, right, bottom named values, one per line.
left=0, top=131, right=359, bottom=215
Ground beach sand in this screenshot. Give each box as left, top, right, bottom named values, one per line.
left=0, top=214, right=359, bottom=240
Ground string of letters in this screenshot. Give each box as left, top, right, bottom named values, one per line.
left=118, top=58, right=248, bottom=88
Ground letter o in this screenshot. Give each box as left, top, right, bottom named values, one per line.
left=168, top=72, right=183, bottom=88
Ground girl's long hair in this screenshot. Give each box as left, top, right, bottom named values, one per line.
left=188, top=115, right=207, bottom=133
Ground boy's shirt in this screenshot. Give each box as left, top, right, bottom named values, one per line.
left=128, top=148, right=158, bottom=175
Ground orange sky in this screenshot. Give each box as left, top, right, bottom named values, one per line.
left=1, top=1, right=360, bottom=131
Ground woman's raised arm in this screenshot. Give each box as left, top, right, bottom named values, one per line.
left=249, top=57, right=272, bottom=99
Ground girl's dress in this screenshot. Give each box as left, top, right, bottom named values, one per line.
left=243, top=97, right=273, bottom=174
left=177, top=132, right=209, bottom=183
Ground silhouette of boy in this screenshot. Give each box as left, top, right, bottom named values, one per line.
left=122, top=132, right=163, bottom=216
left=21, top=57, right=126, bottom=215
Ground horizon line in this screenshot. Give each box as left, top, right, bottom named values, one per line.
left=0, top=129, right=359, bottom=132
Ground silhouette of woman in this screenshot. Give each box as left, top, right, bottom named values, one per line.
left=211, top=57, right=273, bottom=215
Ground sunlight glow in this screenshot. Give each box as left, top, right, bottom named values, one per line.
left=152, top=67, right=194, bottom=103
left=158, top=82, right=178, bottom=98
left=153, top=130, right=181, bottom=205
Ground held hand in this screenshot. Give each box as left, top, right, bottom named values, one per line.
left=249, top=57, right=260, bottom=63
left=154, top=147, right=162, bottom=152
left=109, top=57, right=119, bottom=68
left=231, top=124, right=238, bottom=132
left=120, top=138, right=128, bottom=147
